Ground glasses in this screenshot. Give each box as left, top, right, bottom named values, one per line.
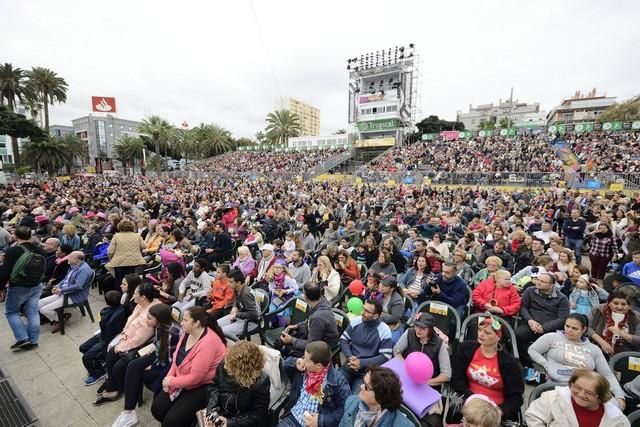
left=363, top=308, right=376, bottom=315
left=570, top=383, right=597, bottom=399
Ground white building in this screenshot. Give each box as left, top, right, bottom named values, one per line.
left=288, top=134, right=349, bottom=150
left=457, top=99, right=542, bottom=130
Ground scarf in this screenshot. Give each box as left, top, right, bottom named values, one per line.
left=603, top=303, right=632, bottom=353
left=273, top=272, right=286, bottom=289
left=305, top=364, right=329, bottom=401
left=354, top=402, right=387, bottom=427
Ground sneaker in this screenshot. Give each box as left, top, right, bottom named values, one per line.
left=96, top=381, right=108, bottom=395
left=85, top=372, right=107, bottom=386
left=20, top=342, right=39, bottom=351
left=10, top=339, right=29, bottom=350
left=524, top=367, right=536, bottom=382
left=112, top=411, right=138, bottom=427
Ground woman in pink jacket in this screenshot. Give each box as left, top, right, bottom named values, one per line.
left=472, top=270, right=522, bottom=320
left=151, top=306, right=227, bottom=427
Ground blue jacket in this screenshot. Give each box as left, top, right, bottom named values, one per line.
left=60, top=261, right=93, bottom=304
left=426, top=274, right=467, bottom=317
left=339, top=395, right=414, bottom=427
left=340, top=317, right=393, bottom=371
left=285, top=359, right=351, bottom=427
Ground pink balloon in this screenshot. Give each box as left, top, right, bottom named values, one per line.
left=404, top=352, right=434, bottom=384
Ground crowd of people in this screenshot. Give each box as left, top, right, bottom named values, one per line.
left=365, top=135, right=564, bottom=177
left=188, top=147, right=350, bottom=178
left=1, top=158, right=639, bottom=426
left=361, top=131, right=640, bottom=183
left=567, top=132, right=640, bottom=173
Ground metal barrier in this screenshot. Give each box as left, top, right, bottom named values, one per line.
left=304, top=149, right=355, bottom=180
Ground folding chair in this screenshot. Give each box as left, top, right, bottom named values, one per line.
left=398, top=404, right=421, bottom=427
left=527, top=381, right=563, bottom=408
left=55, top=270, right=96, bottom=335
left=627, top=409, right=640, bottom=427
left=268, top=358, right=290, bottom=426
left=410, top=300, right=461, bottom=350
left=239, top=288, right=270, bottom=344
left=459, top=313, right=520, bottom=359
left=331, top=308, right=350, bottom=366
left=609, top=351, right=640, bottom=387
left=263, top=297, right=311, bottom=349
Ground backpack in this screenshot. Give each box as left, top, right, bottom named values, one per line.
left=10, top=245, right=47, bottom=286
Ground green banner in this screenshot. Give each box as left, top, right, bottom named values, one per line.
left=514, top=122, right=542, bottom=129
left=458, top=131, right=472, bottom=139
left=478, top=129, right=493, bottom=137
left=499, top=128, right=516, bottom=136
left=632, top=121, right=640, bottom=130
left=357, top=118, right=399, bottom=132
left=602, top=121, right=624, bottom=131
left=548, top=124, right=567, bottom=134
left=574, top=122, right=594, bottom=133
left=421, top=133, right=436, bottom=141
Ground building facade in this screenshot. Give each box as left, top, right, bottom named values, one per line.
left=71, top=114, right=142, bottom=171
left=457, top=99, right=542, bottom=130
left=546, top=89, right=616, bottom=125
left=50, top=125, right=74, bottom=138
left=279, top=97, right=320, bottom=136
left=288, top=134, right=349, bottom=150
left=1, top=103, right=44, bottom=165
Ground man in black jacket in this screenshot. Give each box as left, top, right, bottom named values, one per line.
left=0, top=226, right=47, bottom=350
left=204, top=222, right=233, bottom=265
left=562, top=208, right=587, bottom=264
left=279, top=283, right=340, bottom=357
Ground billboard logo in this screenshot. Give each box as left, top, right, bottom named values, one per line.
left=92, top=96, right=117, bottom=113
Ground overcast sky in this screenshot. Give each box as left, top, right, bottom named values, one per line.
left=2, top=0, right=639, bottom=138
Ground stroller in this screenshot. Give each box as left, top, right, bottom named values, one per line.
left=145, top=248, right=188, bottom=286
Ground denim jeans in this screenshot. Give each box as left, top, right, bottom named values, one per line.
left=565, top=238, right=583, bottom=264
left=5, top=284, right=43, bottom=343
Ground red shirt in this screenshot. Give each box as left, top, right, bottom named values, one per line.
left=571, top=398, right=604, bottom=427
left=467, top=347, right=504, bottom=405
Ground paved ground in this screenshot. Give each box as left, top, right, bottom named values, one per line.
left=0, top=288, right=158, bottom=427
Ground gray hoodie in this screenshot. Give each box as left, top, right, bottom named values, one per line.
left=528, top=331, right=624, bottom=398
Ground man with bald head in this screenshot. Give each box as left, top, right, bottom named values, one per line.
left=43, top=238, right=61, bottom=280
left=38, top=251, right=93, bottom=333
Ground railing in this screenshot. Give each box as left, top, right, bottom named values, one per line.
left=303, top=149, right=355, bottom=180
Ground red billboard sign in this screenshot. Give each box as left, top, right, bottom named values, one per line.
left=91, top=96, right=117, bottom=113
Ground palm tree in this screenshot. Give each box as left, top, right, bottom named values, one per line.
left=171, top=127, right=198, bottom=163
left=22, top=135, right=68, bottom=176
left=139, top=116, right=174, bottom=176
left=25, top=67, right=68, bottom=131
left=192, top=123, right=233, bottom=157
left=333, top=129, right=347, bottom=134
left=265, top=109, right=301, bottom=145
left=22, top=96, right=43, bottom=124
left=0, top=63, right=29, bottom=166
left=114, top=134, right=146, bottom=175
left=60, top=134, right=89, bottom=174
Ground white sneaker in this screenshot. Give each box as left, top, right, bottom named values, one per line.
left=112, top=411, right=138, bottom=427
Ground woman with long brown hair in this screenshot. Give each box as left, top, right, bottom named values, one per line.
left=111, top=303, right=181, bottom=427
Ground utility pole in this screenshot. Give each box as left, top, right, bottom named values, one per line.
left=508, top=87, right=514, bottom=128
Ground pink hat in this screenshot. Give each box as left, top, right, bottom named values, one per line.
left=96, top=212, right=107, bottom=219
left=36, top=215, right=48, bottom=223
left=69, top=207, right=79, bottom=213
left=84, top=211, right=96, bottom=219
left=54, top=216, right=66, bottom=224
